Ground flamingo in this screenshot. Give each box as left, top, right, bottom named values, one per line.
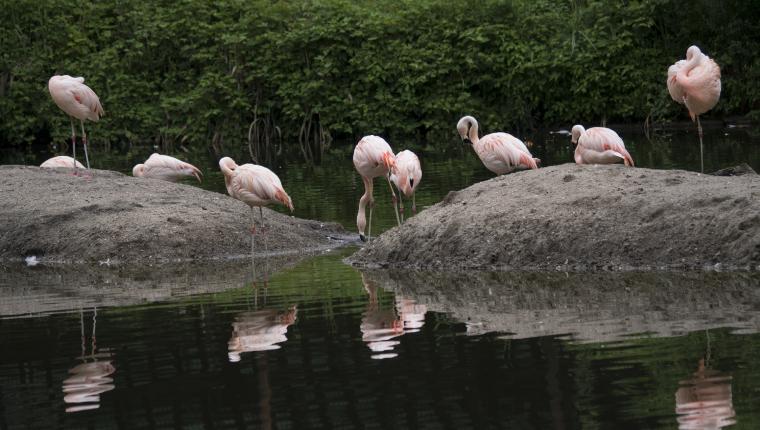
left=390, top=150, right=422, bottom=222
left=571, top=125, right=635, bottom=166
left=40, top=155, right=85, bottom=169
left=456, top=116, right=538, bottom=175
left=353, top=135, right=401, bottom=242
left=48, top=75, right=105, bottom=173
left=132, top=153, right=202, bottom=183
left=219, top=157, right=293, bottom=255
left=668, top=45, right=721, bottom=172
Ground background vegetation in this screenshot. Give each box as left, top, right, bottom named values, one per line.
left=2, top=0, right=759, bottom=163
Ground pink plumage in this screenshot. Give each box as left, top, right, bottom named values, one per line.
left=571, top=125, right=634, bottom=167
left=219, top=157, right=293, bottom=211
left=133, top=153, right=202, bottom=183
left=456, top=116, right=538, bottom=175
left=48, top=75, right=104, bottom=122
left=353, top=135, right=401, bottom=241
left=390, top=150, right=421, bottom=198
left=40, top=156, right=85, bottom=169
left=668, top=46, right=721, bottom=120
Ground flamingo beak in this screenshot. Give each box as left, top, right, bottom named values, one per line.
left=463, top=138, right=472, bottom=145
left=359, top=234, right=367, bottom=242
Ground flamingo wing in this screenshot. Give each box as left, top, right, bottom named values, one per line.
left=581, top=128, right=634, bottom=166
left=233, top=165, right=293, bottom=211
left=41, top=156, right=85, bottom=169
left=482, top=133, right=538, bottom=171
left=69, top=83, right=105, bottom=121
left=143, top=153, right=202, bottom=182
left=353, top=135, right=395, bottom=178
left=391, top=150, right=421, bottom=196
left=668, top=60, right=687, bottom=104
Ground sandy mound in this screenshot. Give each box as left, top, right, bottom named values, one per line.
left=0, top=166, right=350, bottom=264
left=349, top=163, right=760, bottom=271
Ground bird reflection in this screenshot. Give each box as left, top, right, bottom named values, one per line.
left=675, top=358, right=736, bottom=429
left=360, top=273, right=427, bottom=359
left=228, top=306, right=298, bottom=363
left=63, top=307, right=116, bottom=413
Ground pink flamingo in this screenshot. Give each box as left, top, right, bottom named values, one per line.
left=571, top=125, right=634, bottom=166
left=456, top=116, right=538, bottom=175
left=353, top=136, right=401, bottom=242
left=48, top=75, right=105, bottom=172
left=219, top=157, right=293, bottom=255
left=390, top=149, right=422, bottom=221
left=133, top=153, right=202, bottom=183
left=668, top=45, right=721, bottom=172
left=40, top=156, right=85, bottom=169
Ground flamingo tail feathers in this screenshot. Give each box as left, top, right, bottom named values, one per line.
left=275, top=188, right=294, bottom=212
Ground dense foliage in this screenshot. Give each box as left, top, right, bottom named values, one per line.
left=2, top=0, right=759, bottom=162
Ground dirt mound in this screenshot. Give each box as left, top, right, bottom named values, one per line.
left=0, top=166, right=350, bottom=264
left=348, top=163, right=760, bottom=271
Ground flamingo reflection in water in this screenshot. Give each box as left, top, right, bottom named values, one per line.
left=62, top=307, right=116, bottom=413
left=675, top=358, right=735, bottom=429
left=228, top=306, right=298, bottom=363
left=360, top=273, right=427, bottom=359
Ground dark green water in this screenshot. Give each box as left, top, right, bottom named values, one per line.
left=1, top=125, right=759, bottom=428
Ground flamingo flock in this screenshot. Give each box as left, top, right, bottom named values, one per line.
left=39, top=44, right=721, bottom=246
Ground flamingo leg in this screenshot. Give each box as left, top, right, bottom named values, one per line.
left=697, top=115, right=704, bottom=173
left=70, top=118, right=80, bottom=176
left=386, top=175, right=401, bottom=227
left=412, top=193, right=417, bottom=215
left=250, top=207, right=256, bottom=256
left=80, top=120, right=91, bottom=170
left=398, top=193, right=405, bottom=223
left=259, top=207, right=268, bottom=255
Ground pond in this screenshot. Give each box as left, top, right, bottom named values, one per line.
left=1, top=124, right=759, bottom=428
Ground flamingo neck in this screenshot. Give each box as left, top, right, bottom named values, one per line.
left=357, top=177, right=374, bottom=236
left=468, top=120, right=480, bottom=144
left=678, top=50, right=703, bottom=83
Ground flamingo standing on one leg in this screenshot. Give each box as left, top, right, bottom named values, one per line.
left=390, top=150, right=422, bottom=222
left=48, top=75, right=105, bottom=173
left=571, top=125, right=635, bottom=166
left=353, top=136, right=401, bottom=242
left=40, top=156, right=85, bottom=169
left=219, top=157, right=294, bottom=256
left=456, top=116, right=538, bottom=175
left=133, top=153, right=202, bottom=183
left=667, top=45, right=721, bottom=173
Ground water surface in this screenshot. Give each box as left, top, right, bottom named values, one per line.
left=2, top=251, right=760, bottom=429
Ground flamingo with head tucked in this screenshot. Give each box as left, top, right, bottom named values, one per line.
left=456, top=116, right=538, bottom=175
left=390, top=149, right=422, bottom=221
left=219, top=157, right=293, bottom=255
left=41, top=156, right=85, bottom=169
left=571, top=125, right=634, bottom=166
left=668, top=45, right=721, bottom=172
left=353, top=136, right=401, bottom=242
left=133, top=153, right=202, bottom=183
left=48, top=75, right=104, bottom=173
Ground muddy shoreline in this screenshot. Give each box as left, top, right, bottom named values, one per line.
left=349, top=163, right=760, bottom=271
left=0, top=166, right=352, bottom=264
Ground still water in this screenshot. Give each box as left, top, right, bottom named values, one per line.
left=1, top=125, right=760, bottom=428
